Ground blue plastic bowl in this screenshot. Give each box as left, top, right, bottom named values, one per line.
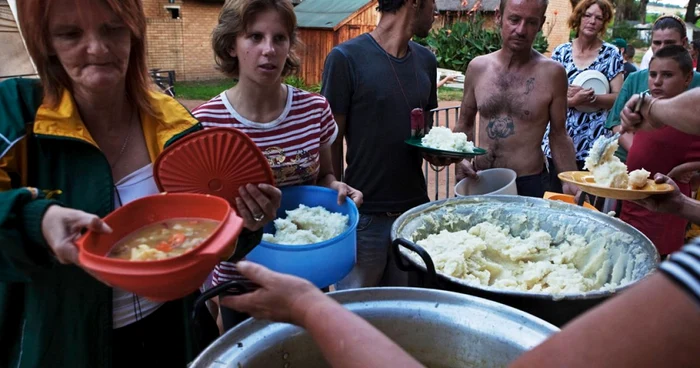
left=246, top=185, right=358, bottom=288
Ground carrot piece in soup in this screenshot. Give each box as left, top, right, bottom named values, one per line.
left=169, top=233, right=186, bottom=246
left=156, top=242, right=172, bottom=252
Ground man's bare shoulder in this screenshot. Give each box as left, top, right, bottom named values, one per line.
left=533, top=54, right=566, bottom=75
left=466, top=53, right=496, bottom=75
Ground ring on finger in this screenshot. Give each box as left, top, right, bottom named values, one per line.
left=253, top=213, right=265, bottom=222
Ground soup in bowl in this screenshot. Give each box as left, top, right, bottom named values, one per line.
left=109, top=218, right=220, bottom=261
left=78, top=193, right=244, bottom=301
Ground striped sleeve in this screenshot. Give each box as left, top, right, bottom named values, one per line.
left=660, top=241, right=700, bottom=306
left=212, top=260, right=249, bottom=286
left=318, top=97, right=338, bottom=147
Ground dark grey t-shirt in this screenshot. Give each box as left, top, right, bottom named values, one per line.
left=321, top=34, right=438, bottom=213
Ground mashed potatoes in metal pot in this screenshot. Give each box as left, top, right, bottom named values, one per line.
left=406, top=204, right=651, bottom=296
left=415, top=221, right=613, bottom=293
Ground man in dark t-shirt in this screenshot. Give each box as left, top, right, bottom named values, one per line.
left=321, top=0, right=442, bottom=289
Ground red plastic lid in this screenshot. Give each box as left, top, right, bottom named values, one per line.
left=154, top=127, right=275, bottom=204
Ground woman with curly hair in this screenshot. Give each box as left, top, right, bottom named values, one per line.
left=542, top=0, right=623, bottom=176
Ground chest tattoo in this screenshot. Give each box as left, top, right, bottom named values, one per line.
left=525, top=78, right=535, bottom=95
left=487, top=116, right=515, bottom=139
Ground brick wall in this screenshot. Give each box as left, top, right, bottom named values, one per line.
left=543, top=0, right=573, bottom=56
left=146, top=18, right=185, bottom=79
left=181, top=1, right=221, bottom=80
left=143, top=0, right=179, bottom=19
left=143, top=0, right=221, bottom=81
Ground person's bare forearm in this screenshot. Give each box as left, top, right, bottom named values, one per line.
left=590, top=92, right=618, bottom=110
left=650, top=89, right=700, bottom=135
left=317, top=173, right=338, bottom=188
left=330, top=114, right=347, bottom=181
left=455, top=63, right=478, bottom=143
left=455, top=109, right=476, bottom=143
left=330, top=142, right=343, bottom=182
left=549, top=64, right=577, bottom=175
left=300, top=297, right=424, bottom=368
left=550, top=132, right=578, bottom=173
left=618, top=132, right=633, bottom=151
left=678, top=195, right=700, bottom=223
left=510, top=272, right=700, bottom=368
left=612, top=126, right=633, bottom=151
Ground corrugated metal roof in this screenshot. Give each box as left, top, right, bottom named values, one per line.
left=295, top=0, right=374, bottom=30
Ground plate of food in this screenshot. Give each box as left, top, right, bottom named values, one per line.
left=405, top=127, right=487, bottom=159
left=558, top=135, right=673, bottom=200
left=558, top=171, right=674, bottom=200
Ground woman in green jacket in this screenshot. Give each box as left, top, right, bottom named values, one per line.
left=0, top=0, right=280, bottom=366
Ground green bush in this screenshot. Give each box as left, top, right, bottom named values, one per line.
left=284, top=75, right=307, bottom=89
left=628, top=38, right=648, bottom=49
left=609, top=21, right=637, bottom=42
left=283, top=76, right=322, bottom=93
left=415, top=16, right=549, bottom=73
left=533, top=32, right=549, bottom=55
left=646, top=13, right=661, bottom=24
left=606, top=20, right=648, bottom=50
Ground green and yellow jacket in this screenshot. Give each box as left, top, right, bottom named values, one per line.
left=0, top=78, right=205, bottom=367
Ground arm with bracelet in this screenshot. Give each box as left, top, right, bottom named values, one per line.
left=621, top=89, right=700, bottom=134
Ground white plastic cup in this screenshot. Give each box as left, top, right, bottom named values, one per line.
left=454, top=168, right=518, bottom=197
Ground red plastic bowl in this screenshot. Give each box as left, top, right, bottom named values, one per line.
left=77, top=193, right=244, bottom=301
left=154, top=127, right=276, bottom=204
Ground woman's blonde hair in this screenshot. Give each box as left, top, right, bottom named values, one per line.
left=568, top=0, right=614, bottom=38
left=17, top=0, right=153, bottom=115
left=212, top=0, right=301, bottom=79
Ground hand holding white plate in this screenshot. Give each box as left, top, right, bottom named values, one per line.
left=571, top=70, right=610, bottom=113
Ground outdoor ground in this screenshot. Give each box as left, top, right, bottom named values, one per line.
left=177, top=85, right=464, bottom=202
left=175, top=80, right=464, bottom=109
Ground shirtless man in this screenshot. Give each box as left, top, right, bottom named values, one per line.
left=455, top=0, right=578, bottom=197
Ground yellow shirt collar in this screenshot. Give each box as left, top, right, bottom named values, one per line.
left=33, top=89, right=199, bottom=161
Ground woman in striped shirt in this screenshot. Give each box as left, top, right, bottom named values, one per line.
left=192, top=0, right=363, bottom=331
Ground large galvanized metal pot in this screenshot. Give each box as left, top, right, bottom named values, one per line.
left=391, top=195, right=659, bottom=327
left=190, top=288, right=558, bottom=368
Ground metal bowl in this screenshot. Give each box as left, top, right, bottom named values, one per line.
left=390, top=195, right=659, bottom=326
left=190, top=288, right=558, bottom=368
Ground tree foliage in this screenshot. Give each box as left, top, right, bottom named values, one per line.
left=414, top=16, right=549, bottom=73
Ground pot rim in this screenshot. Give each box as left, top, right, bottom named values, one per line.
left=189, top=287, right=560, bottom=368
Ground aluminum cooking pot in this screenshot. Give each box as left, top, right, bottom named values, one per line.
left=190, top=288, right=558, bottom=368
left=391, top=195, right=659, bottom=327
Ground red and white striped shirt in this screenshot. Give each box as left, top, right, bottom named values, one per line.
left=192, top=85, right=338, bottom=287
left=192, top=85, right=338, bottom=187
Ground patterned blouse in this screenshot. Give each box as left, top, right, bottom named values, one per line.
left=543, top=41, right=624, bottom=162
